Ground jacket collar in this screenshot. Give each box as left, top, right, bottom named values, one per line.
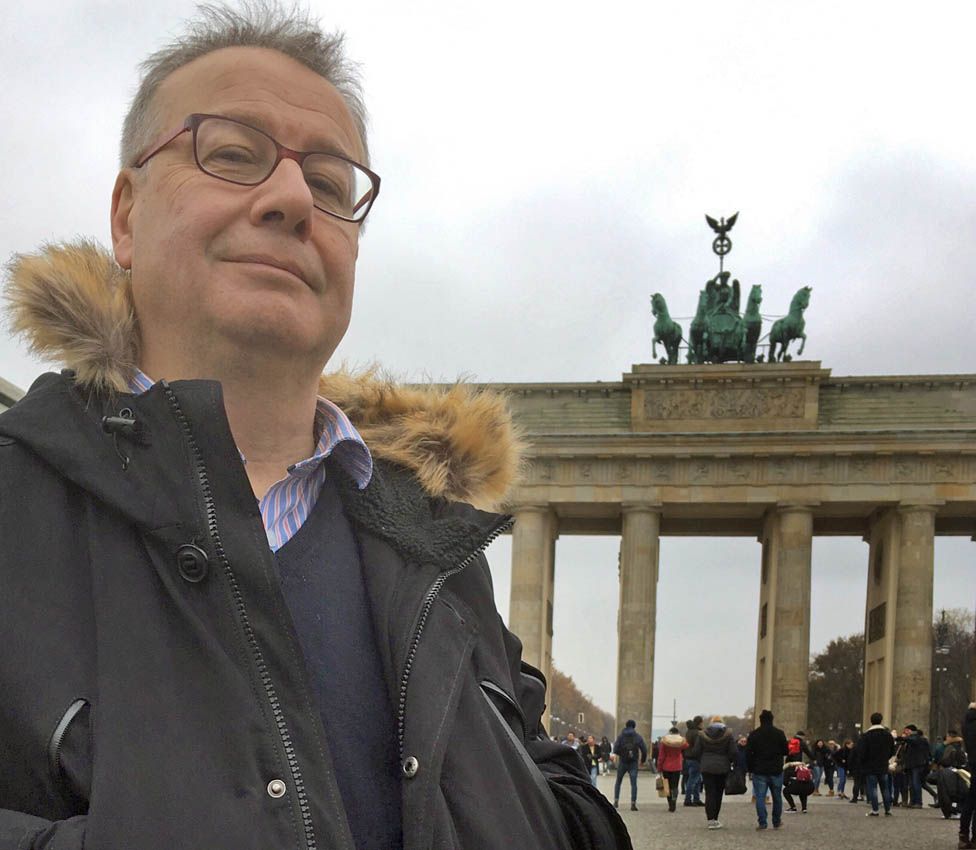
left=4, top=240, right=523, bottom=511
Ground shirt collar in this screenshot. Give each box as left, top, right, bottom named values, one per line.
left=129, top=369, right=372, bottom=489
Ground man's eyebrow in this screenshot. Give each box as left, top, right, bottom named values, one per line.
left=219, top=109, right=353, bottom=158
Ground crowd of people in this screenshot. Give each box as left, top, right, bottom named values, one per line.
left=558, top=701, right=976, bottom=842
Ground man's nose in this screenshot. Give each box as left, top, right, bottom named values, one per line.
left=250, top=158, right=313, bottom=240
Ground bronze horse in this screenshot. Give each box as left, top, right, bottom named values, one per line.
left=651, top=293, right=682, bottom=365
left=768, top=286, right=811, bottom=362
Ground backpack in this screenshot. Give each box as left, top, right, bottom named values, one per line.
left=794, top=764, right=812, bottom=782
left=942, top=744, right=967, bottom=769
left=788, top=737, right=802, bottom=757
left=620, top=736, right=639, bottom=762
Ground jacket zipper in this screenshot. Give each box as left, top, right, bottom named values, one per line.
left=48, top=698, right=89, bottom=787
left=396, top=515, right=514, bottom=758
left=162, top=383, right=316, bottom=850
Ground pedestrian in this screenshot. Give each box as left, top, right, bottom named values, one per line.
left=656, top=726, right=689, bottom=813
left=848, top=736, right=864, bottom=803
left=746, top=708, right=789, bottom=830
left=834, top=738, right=853, bottom=798
left=855, top=712, right=896, bottom=817
left=581, top=735, right=602, bottom=788
left=683, top=716, right=705, bottom=807
left=958, top=702, right=976, bottom=849
left=824, top=740, right=838, bottom=796
left=901, top=725, right=931, bottom=808
left=687, top=715, right=736, bottom=829
left=0, top=5, right=630, bottom=847
left=783, top=760, right=815, bottom=813
left=564, top=731, right=580, bottom=750
left=787, top=730, right=814, bottom=763
left=612, top=719, right=648, bottom=811
left=600, top=735, right=613, bottom=775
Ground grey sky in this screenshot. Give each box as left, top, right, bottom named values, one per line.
left=1, top=1, right=973, bottom=720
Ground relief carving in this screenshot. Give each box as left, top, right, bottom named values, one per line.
left=643, top=386, right=805, bottom=420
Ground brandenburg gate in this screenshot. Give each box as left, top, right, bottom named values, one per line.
left=496, top=361, right=975, bottom=740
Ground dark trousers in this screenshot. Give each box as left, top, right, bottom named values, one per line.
left=960, top=769, right=976, bottom=841
left=783, top=789, right=808, bottom=811
left=664, top=770, right=681, bottom=810
left=851, top=773, right=864, bottom=800
left=614, top=761, right=639, bottom=803
left=703, top=772, right=727, bottom=821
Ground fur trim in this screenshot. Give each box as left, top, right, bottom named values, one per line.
left=4, top=240, right=138, bottom=395
left=3, top=240, right=523, bottom=508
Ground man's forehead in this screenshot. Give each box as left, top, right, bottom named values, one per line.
left=153, top=46, right=362, bottom=158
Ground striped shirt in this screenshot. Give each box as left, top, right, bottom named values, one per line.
left=130, top=370, right=372, bottom=551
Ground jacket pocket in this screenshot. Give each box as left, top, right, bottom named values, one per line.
left=48, top=698, right=92, bottom=811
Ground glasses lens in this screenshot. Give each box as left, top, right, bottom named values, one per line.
left=195, top=118, right=275, bottom=184
left=304, top=155, right=375, bottom=221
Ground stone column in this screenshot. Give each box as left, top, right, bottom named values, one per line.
left=863, top=510, right=897, bottom=727
left=891, top=504, right=936, bottom=730
left=615, top=504, right=661, bottom=745
left=862, top=504, right=938, bottom=731
left=509, top=505, right=557, bottom=718
left=754, top=504, right=813, bottom=735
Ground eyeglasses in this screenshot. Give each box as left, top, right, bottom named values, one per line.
left=133, top=113, right=380, bottom=224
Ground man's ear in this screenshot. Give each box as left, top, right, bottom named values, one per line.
left=111, top=170, right=137, bottom=270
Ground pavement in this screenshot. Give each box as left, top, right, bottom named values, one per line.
left=593, top=773, right=964, bottom=849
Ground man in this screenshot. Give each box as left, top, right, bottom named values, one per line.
left=855, top=712, right=896, bottom=817
left=746, top=709, right=789, bottom=830
left=0, top=5, right=630, bottom=850
left=787, top=729, right=814, bottom=763
left=564, top=731, right=580, bottom=750
left=612, top=720, right=648, bottom=811
left=959, top=702, right=976, bottom=849
left=683, top=715, right=705, bottom=807
left=900, top=724, right=931, bottom=808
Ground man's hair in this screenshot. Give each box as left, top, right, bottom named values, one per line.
left=120, top=1, right=369, bottom=168
left=870, top=712, right=883, bottom=725
left=759, top=709, right=774, bottom=723
left=625, top=719, right=636, bottom=729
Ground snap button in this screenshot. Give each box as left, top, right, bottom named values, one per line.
left=176, top=544, right=209, bottom=583
left=402, top=756, right=419, bottom=778
left=267, top=779, right=286, bottom=798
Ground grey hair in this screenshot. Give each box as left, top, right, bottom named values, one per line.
left=119, top=1, right=369, bottom=168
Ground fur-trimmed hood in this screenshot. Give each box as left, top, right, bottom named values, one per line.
left=3, top=240, right=522, bottom=509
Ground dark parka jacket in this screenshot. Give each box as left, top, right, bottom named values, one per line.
left=0, top=243, right=631, bottom=850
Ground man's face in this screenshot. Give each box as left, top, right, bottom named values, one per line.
left=567, top=733, right=575, bottom=743
left=112, top=47, right=364, bottom=375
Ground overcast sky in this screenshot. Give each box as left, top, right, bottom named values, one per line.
left=2, top=1, right=973, bottom=724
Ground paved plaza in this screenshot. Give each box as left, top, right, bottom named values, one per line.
left=593, top=773, right=963, bottom=849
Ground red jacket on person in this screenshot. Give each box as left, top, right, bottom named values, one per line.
left=657, top=733, right=690, bottom=772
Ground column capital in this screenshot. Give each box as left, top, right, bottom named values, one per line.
left=896, top=501, right=943, bottom=515
left=774, top=501, right=820, bottom=515
left=621, top=502, right=662, bottom=515
left=511, top=504, right=552, bottom=516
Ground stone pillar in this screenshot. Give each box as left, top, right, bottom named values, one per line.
left=891, top=504, right=936, bottom=730
left=862, top=504, right=938, bottom=731
left=615, top=504, right=661, bottom=745
left=509, top=505, right=557, bottom=721
left=754, top=504, right=813, bottom=735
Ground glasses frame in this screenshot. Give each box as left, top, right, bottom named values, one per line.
left=133, top=113, right=380, bottom=224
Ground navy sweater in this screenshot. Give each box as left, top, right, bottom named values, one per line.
left=274, top=472, right=402, bottom=849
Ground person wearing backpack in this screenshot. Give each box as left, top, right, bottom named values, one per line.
left=612, top=719, right=648, bottom=811
left=783, top=761, right=815, bottom=813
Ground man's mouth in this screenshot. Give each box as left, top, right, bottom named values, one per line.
left=227, top=255, right=310, bottom=288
